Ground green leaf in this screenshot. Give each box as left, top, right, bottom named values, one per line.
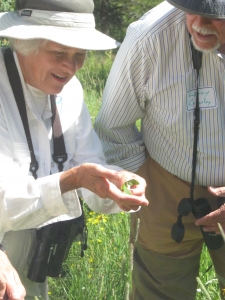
left=121, top=184, right=132, bottom=195
left=121, top=179, right=139, bottom=195
left=125, top=179, right=139, bottom=186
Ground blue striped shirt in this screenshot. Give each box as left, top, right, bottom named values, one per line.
left=94, top=1, right=225, bottom=187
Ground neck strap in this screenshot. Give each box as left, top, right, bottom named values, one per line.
left=189, top=41, right=203, bottom=202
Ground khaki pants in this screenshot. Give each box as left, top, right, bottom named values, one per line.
left=131, top=155, right=225, bottom=299
left=2, top=230, right=48, bottom=300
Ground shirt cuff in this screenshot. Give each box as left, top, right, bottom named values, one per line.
left=38, top=173, right=80, bottom=217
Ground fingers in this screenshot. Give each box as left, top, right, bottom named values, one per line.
left=0, top=276, right=6, bottom=300
left=78, top=164, right=148, bottom=208
left=6, top=271, right=26, bottom=300
left=208, top=186, right=225, bottom=197
left=202, top=224, right=225, bottom=234
left=106, top=179, right=148, bottom=209
left=78, top=164, right=122, bottom=195
left=0, top=251, right=26, bottom=300
left=195, top=206, right=225, bottom=234
left=195, top=187, right=225, bottom=233
left=83, top=164, right=122, bottom=186
left=117, top=204, right=140, bottom=212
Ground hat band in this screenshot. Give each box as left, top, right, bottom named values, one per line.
left=19, top=9, right=95, bottom=28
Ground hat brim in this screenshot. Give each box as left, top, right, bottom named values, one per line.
left=167, top=0, right=225, bottom=19
left=0, top=12, right=120, bottom=50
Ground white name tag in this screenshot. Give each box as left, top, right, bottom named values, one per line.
left=186, top=87, right=217, bottom=111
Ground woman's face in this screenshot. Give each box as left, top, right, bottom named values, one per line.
left=17, top=41, right=87, bottom=94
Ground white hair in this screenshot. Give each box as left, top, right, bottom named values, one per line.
left=8, top=38, right=48, bottom=56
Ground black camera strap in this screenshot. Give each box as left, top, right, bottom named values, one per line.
left=171, top=40, right=203, bottom=243
left=3, top=48, right=67, bottom=176
left=50, top=95, right=68, bottom=172
left=189, top=41, right=203, bottom=202
left=4, top=48, right=39, bottom=178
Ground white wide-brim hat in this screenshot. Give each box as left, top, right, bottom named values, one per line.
left=0, top=0, right=120, bottom=50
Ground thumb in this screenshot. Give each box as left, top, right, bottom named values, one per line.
left=0, top=279, right=6, bottom=300
left=208, top=186, right=225, bottom=197
left=6, top=272, right=26, bottom=300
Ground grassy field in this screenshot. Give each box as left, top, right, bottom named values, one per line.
left=48, top=51, right=222, bottom=300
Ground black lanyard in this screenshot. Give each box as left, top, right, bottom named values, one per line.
left=189, top=41, right=203, bottom=203
left=3, top=48, right=67, bottom=178
left=171, top=41, right=203, bottom=243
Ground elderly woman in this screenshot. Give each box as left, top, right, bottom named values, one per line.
left=0, top=0, right=148, bottom=299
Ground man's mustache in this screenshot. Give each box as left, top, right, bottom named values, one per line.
left=192, top=25, right=219, bottom=37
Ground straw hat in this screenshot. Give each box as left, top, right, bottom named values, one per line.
left=167, top=0, right=225, bottom=19
left=0, top=0, right=120, bottom=50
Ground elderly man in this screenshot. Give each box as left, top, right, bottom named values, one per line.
left=0, top=0, right=148, bottom=299
left=94, top=0, right=225, bottom=299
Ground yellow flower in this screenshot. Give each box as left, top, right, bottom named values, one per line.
left=97, top=239, right=102, bottom=243
left=89, top=258, right=93, bottom=263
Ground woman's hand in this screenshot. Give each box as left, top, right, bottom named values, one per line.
left=0, top=250, right=26, bottom=300
left=60, top=163, right=148, bottom=212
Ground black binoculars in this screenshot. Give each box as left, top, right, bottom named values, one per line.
left=27, top=215, right=87, bottom=283
left=171, top=197, right=225, bottom=250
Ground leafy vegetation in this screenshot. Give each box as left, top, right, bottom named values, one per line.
left=0, top=0, right=15, bottom=12
left=94, top=0, right=163, bottom=41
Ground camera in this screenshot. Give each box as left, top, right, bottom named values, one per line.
left=171, top=197, right=225, bottom=250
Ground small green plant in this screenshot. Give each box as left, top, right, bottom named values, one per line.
left=121, top=179, right=139, bottom=195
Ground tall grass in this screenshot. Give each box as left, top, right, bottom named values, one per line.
left=48, top=51, right=222, bottom=300
left=49, top=208, right=132, bottom=299
left=76, top=50, right=114, bottom=124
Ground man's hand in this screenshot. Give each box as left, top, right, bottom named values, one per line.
left=195, top=186, right=225, bottom=234
left=0, top=250, right=26, bottom=300
left=60, top=163, right=148, bottom=212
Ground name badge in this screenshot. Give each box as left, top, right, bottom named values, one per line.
left=186, top=87, right=217, bottom=111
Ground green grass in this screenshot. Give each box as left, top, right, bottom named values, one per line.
left=48, top=51, right=222, bottom=300
left=49, top=208, right=132, bottom=300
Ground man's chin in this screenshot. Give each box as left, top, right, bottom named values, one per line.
left=191, top=36, right=220, bottom=54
